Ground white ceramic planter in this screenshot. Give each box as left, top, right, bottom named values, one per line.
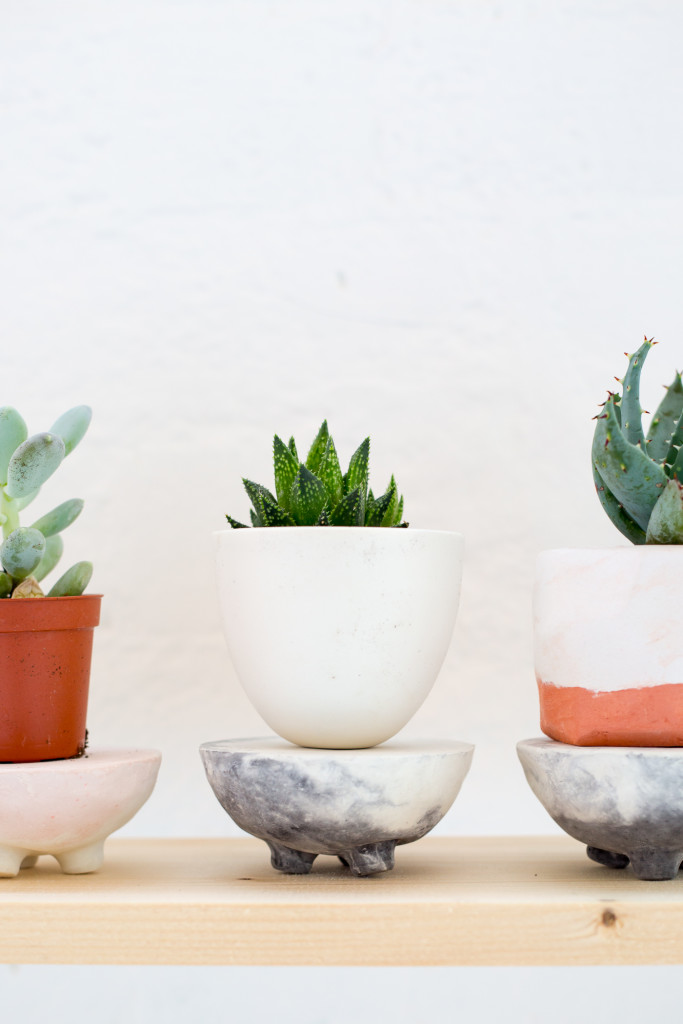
left=535, top=547, right=683, bottom=746
left=215, top=528, right=464, bottom=748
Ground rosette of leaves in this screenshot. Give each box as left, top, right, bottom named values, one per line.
left=0, top=406, right=93, bottom=597
left=592, top=338, right=683, bottom=544
left=227, top=421, right=406, bottom=528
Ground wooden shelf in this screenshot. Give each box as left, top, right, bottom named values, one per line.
left=1, top=836, right=683, bottom=965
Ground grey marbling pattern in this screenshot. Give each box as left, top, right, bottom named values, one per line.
left=200, top=737, right=473, bottom=876
left=518, top=738, right=683, bottom=880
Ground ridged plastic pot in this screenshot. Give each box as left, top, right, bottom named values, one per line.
left=0, top=595, right=102, bottom=762
left=535, top=547, right=683, bottom=746
left=215, top=528, right=464, bottom=749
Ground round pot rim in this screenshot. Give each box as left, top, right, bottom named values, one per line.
left=214, top=526, right=462, bottom=540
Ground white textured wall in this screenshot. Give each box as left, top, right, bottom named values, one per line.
left=4, top=1, right=683, bottom=1019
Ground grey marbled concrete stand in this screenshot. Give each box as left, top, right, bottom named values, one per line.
left=518, top=738, right=683, bottom=881
left=200, top=738, right=474, bottom=876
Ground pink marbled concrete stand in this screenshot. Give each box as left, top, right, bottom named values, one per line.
left=0, top=748, right=161, bottom=877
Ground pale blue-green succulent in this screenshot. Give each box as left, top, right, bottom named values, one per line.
left=227, top=421, right=407, bottom=529
left=0, top=406, right=93, bottom=597
left=593, top=339, right=683, bottom=543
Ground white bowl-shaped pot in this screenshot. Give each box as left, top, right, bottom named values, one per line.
left=535, top=547, right=683, bottom=746
left=215, top=528, right=464, bottom=748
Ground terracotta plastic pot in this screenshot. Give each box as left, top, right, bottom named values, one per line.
left=535, top=548, right=683, bottom=746
left=0, top=595, right=102, bottom=762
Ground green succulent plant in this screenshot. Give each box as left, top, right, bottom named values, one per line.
left=227, top=421, right=407, bottom=529
left=592, top=338, right=683, bottom=544
left=0, top=405, right=93, bottom=597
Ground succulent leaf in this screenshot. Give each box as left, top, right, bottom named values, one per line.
left=288, top=436, right=298, bottom=462
left=226, top=514, right=249, bottom=529
left=289, top=465, right=328, bottom=525
left=620, top=340, right=652, bottom=447
left=592, top=463, right=646, bottom=544
left=329, top=488, right=362, bottom=526
left=367, top=483, right=396, bottom=527
left=249, top=508, right=262, bottom=528
left=50, top=405, right=92, bottom=456
left=47, top=561, right=93, bottom=597
left=646, top=479, right=683, bottom=544
left=592, top=394, right=667, bottom=531
left=5, top=433, right=66, bottom=499
left=30, top=498, right=84, bottom=538
left=345, top=437, right=370, bottom=499
left=256, top=490, right=295, bottom=527
left=242, top=478, right=277, bottom=522
left=14, top=488, right=41, bottom=512
left=394, top=495, right=405, bottom=526
left=305, top=421, right=329, bottom=474
left=273, top=435, right=299, bottom=512
left=647, top=373, right=683, bottom=464
left=0, top=407, right=28, bottom=486
left=1, top=527, right=46, bottom=581
left=33, top=534, right=64, bottom=582
left=317, top=436, right=344, bottom=508
left=380, top=476, right=399, bottom=527
left=0, top=572, right=12, bottom=598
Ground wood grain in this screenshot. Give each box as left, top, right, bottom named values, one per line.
left=0, top=836, right=682, bottom=965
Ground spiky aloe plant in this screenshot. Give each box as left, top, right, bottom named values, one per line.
left=0, top=406, right=93, bottom=597
left=593, top=339, right=683, bottom=544
left=227, top=421, right=406, bottom=529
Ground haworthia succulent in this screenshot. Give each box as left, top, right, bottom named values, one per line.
left=5, top=433, right=66, bottom=499
left=1, top=527, right=46, bottom=581
left=227, top=423, right=406, bottom=529
left=47, top=561, right=93, bottom=597
left=0, top=407, right=28, bottom=486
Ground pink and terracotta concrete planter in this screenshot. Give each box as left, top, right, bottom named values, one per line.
left=534, top=547, right=683, bottom=747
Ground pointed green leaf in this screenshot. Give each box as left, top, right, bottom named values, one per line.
left=317, top=436, right=344, bottom=508
left=5, top=433, right=66, bottom=499
left=620, top=339, right=653, bottom=446
left=305, top=421, right=329, bottom=474
left=367, top=483, right=395, bottom=527
left=0, top=572, right=12, bottom=597
left=1, top=527, right=46, bottom=580
left=273, top=435, right=299, bottom=512
left=647, top=373, right=683, bottom=464
left=646, top=478, right=683, bottom=544
left=33, top=534, right=64, bottom=582
left=592, top=394, right=667, bottom=531
left=47, top=561, right=93, bottom=597
left=592, top=463, right=646, bottom=544
left=249, top=508, right=262, bottom=528
left=242, top=478, right=277, bottom=524
left=30, top=498, right=84, bottom=538
left=381, top=475, right=399, bottom=527
left=288, top=436, right=298, bottom=462
left=329, top=488, right=362, bottom=526
left=225, top=514, right=249, bottom=529
left=346, top=437, right=370, bottom=498
left=256, top=491, right=296, bottom=527
left=289, top=464, right=328, bottom=525
left=0, top=407, right=27, bottom=486
left=50, top=405, right=92, bottom=456
left=394, top=495, right=405, bottom=526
